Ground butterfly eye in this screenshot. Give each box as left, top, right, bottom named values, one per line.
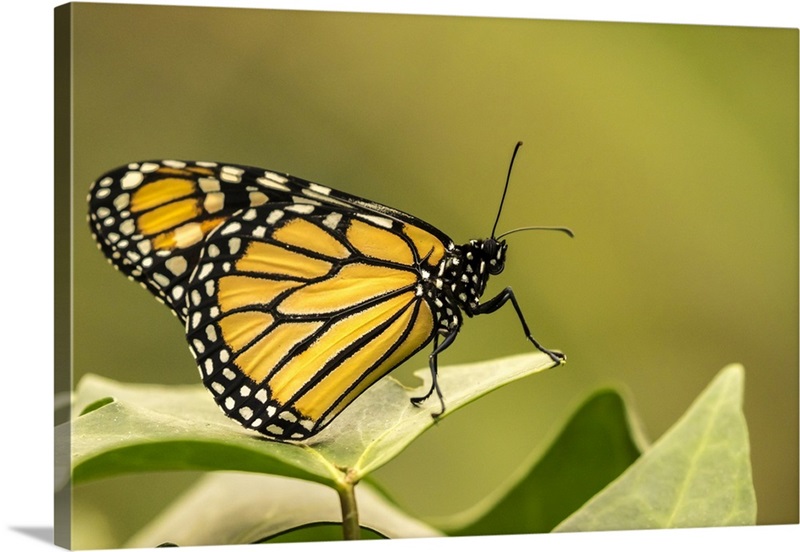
left=482, top=239, right=498, bottom=258
left=483, top=239, right=506, bottom=275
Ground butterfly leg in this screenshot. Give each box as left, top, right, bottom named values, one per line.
left=411, top=330, right=459, bottom=417
left=476, top=287, right=566, bottom=365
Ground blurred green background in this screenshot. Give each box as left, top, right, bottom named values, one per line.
left=68, top=3, right=798, bottom=548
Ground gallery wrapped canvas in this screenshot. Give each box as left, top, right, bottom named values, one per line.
left=54, top=2, right=796, bottom=550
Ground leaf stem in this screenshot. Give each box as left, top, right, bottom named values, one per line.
left=337, top=473, right=360, bottom=540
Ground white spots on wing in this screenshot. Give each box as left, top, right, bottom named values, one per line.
left=165, top=255, right=188, bottom=276
left=263, top=171, right=289, bottom=184
left=204, top=192, right=225, bottom=214
left=113, top=192, right=130, bottom=211
left=173, top=222, right=205, bottom=248
left=121, top=171, right=144, bottom=189
left=292, top=195, right=321, bottom=206
left=152, top=272, right=170, bottom=288
left=299, top=419, right=314, bottom=431
left=249, top=192, right=268, bottom=206
left=137, top=240, right=152, bottom=255
left=257, top=178, right=288, bottom=193
left=198, top=177, right=221, bottom=193
left=221, top=165, right=244, bottom=183
left=198, top=263, right=214, bottom=280
left=266, top=210, right=283, bottom=225
left=286, top=204, right=314, bottom=215
left=228, top=237, right=241, bottom=255
left=308, top=182, right=331, bottom=195
left=192, top=338, right=205, bottom=354
left=140, top=162, right=160, bottom=173
left=357, top=213, right=393, bottom=228
left=220, top=222, right=241, bottom=236
left=162, top=160, right=187, bottom=169
left=322, top=212, right=341, bottom=230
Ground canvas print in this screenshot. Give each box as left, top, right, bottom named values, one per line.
left=54, top=3, right=798, bottom=549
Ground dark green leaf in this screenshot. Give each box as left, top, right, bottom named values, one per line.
left=436, top=388, right=643, bottom=535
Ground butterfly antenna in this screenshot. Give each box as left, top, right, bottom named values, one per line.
left=496, top=225, right=575, bottom=240
left=491, top=141, right=524, bottom=239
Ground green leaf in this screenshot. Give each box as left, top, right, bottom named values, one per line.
left=62, top=353, right=557, bottom=489
left=435, top=388, right=644, bottom=536
left=554, top=364, right=756, bottom=531
left=125, top=472, right=442, bottom=547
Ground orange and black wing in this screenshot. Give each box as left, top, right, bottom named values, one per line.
left=88, top=161, right=272, bottom=321
left=89, top=160, right=454, bottom=439
left=184, top=201, right=457, bottom=439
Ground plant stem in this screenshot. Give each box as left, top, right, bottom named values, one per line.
left=337, top=475, right=360, bottom=540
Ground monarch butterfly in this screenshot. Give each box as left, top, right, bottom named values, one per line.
left=87, top=142, right=570, bottom=441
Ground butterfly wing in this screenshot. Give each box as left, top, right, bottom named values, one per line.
left=185, top=203, right=447, bottom=439
left=88, top=160, right=453, bottom=321
left=89, top=159, right=456, bottom=439
left=87, top=161, right=276, bottom=321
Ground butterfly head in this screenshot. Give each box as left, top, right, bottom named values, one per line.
left=443, top=238, right=507, bottom=312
